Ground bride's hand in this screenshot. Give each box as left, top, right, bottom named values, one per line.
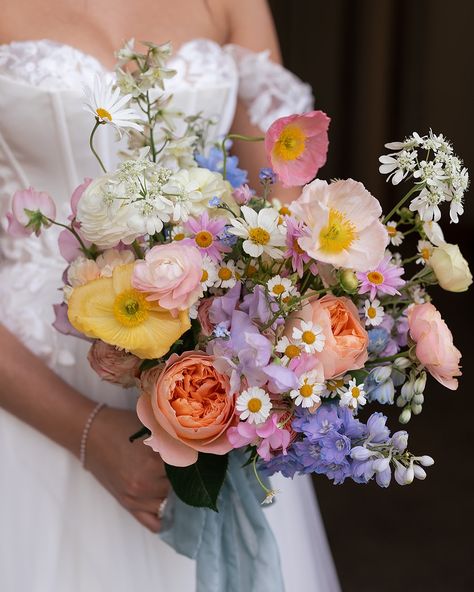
left=86, top=406, right=170, bottom=533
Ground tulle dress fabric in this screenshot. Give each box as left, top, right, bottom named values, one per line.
left=0, top=39, right=340, bottom=592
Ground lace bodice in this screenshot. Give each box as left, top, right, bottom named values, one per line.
left=0, top=37, right=313, bottom=367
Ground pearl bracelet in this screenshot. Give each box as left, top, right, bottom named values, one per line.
left=80, top=403, right=106, bottom=468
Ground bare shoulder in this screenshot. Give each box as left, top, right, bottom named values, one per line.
left=211, top=0, right=281, bottom=61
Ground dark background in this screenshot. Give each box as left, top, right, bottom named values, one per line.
left=269, top=1, right=473, bottom=591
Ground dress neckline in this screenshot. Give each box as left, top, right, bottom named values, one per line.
left=0, top=37, right=227, bottom=74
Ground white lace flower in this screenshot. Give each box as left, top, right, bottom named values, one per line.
left=267, top=275, right=294, bottom=299
left=378, top=148, right=417, bottom=184
left=416, top=240, right=433, bottom=265
left=386, top=221, right=404, bottom=246
left=339, top=379, right=366, bottom=410
left=84, top=76, right=143, bottom=132
left=292, top=321, right=326, bottom=354
left=236, top=387, right=272, bottom=424
left=363, top=299, right=384, bottom=326
left=290, top=372, right=324, bottom=408
left=409, top=187, right=443, bottom=222
left=275, top=336, right=302, bottom=365
left=229, top=206, right=286, bottom=258
left=422, top=221, right=445, bottom=246
left=413, top=159, right=447, bottom=187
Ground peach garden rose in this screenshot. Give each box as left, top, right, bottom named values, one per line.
left=137, top=352, right=236, bottom=466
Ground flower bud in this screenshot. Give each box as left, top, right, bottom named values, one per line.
left=350, top=446, right=373, bottom=461
left=413, top=465, right=427, bottom=480
left=430, top=243, right=472, bottom=292
left=371, top=366, right=392, bottom=384
left=396, top=395, right=406, bottom=408
left=339, top=269, right=359, bottom=294
left=373, top=457, right=391, bottom=473
left=417, top=455, right=435, bottom=467
left=394, top=461, right=409, bottom=485
left=411, top=403, right=423, bottom=415
left=394, top=356, right=411, bottom=370
left=413, top=393, right=424, bottom=405
left=399, top=407, right=412, bottom=424
left=375, top=467, right=392, bottom=488
left=391, top=430, right=408, bottom=452
left=414, top=372, right=427, bottom=394
left=401, top=380, right=414, bottom=401
left=404, top=465, right=414, bottom=484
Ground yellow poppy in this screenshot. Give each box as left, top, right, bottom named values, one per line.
left=67, top=263, right=190, bottom=359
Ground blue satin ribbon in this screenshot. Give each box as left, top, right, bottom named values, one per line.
left=160, top=452, right=284, bottom=592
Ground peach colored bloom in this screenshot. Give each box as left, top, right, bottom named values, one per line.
left=132, top=243, right=203, bottom=314
left=286, top=295, right=369, bottom=379
left=265, top=111, right=330, bottom=187
left=291, top=179, right=388, bottom=272
left=87, top=340, right=141, bottom=387
left=408, top=303, right=461, bottom=390
left=137, top=352, right=236, bottom=466
left=67, top=257, right=100, bottom=287
left=197, top=297, right=216, bottom=336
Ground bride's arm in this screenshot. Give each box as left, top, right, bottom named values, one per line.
left=0, top=323, right=168, bottom=532
left=224, top=0, right=303, bottom=202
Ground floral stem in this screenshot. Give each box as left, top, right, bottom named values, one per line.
left=132, top=240, right=144, bottom=258
left=145, top=91, right=157, bottom=161
left=45, top=218, right=92, bottom=257
left=383, top=184, right=422, bottom=224
left=220, top=133, right=265, bottom=180
left=369, top=350, right=411, bottom=365
left=252, top=456, right=271, bottom=495
left=89, top=119, right=107, bottom=174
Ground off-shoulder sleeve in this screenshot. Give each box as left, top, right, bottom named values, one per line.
left=224, top=44, right=314, bottom=132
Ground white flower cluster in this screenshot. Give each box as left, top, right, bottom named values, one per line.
left=379, top=131, right=469, bottom=223
left=76, top=158, right=229, bottom=247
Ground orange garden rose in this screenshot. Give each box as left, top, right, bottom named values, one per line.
left=137, top=352, right=236, bottom=466
left=287, top=295, right=369, bottom=379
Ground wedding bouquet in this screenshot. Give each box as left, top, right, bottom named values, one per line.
left=6, top=41, right=471, bottom=510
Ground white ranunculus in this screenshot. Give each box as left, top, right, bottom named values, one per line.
left=430, top=243, right=472, bottom=292
left=76, top=175, right=141, bottom=248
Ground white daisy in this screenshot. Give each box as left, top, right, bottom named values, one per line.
left=339, top=379, right=367, bottom=410
left=322, top=376, right=348, bottom=398
left=292, top=321, right=326, bottom=354
left=267, top=275, right=294, bottom=300
left=201, top=255, right=218, bottom=289
left=275, top=336, right=302, bottom=365
left=386, top=221, right=404, bottom=246
left=363, top=299, right=384, bottom=326
left=215, top=260, right=238, bottom=289
left=416, top=240, right=433, bottom=265
left=271, top=198, right=292, bottom=224
left=171, top=225, right=187, bottom=241
left=236, top=387, right=272, bottom=424
left=84, top=76, right=143, bottom=132
left=290, top=372, right=324, bottom=408
left=229, top=205, right=286, bottom=258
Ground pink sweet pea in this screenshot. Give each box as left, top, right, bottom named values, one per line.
left=6, top=188, right=56, bottom=237
left=227, top=414, right=290, bottom=461
left=264, top=110, right=330, bottom=188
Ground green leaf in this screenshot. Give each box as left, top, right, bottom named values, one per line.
left=165, top=452, right=228, bottom=512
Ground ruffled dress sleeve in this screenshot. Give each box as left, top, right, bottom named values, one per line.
left=224, top=44, right=314, bottom=132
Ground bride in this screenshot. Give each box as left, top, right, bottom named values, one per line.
left=0, top=0, right=340, bottom=590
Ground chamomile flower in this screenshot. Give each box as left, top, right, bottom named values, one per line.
left=229, top=205, right=286, bottom=258
left=339, top=379, right=367, bottom=410
left=236, top=387, right=272, bottom=424
left=290, top=372, right=324, bottom=408
left=215, top=260, right=238, bottom=289
left=200, top=255, right=218, bottom=289
left=267, top=275, right=294, bottom=300
left=416, top=240, right=433, bottom=265
left=386, top=221, right=404, bottom=246
left=322, top=376, right=348, bottom=398
left=363, top=299, right=384, bottom=326
left=171, top=225, right=186, bottom=241
left=275, top=336, right=302, bottom=365
left=84, top=76, right=143, bottom=132
left=271, top=198, right=292, bottom=223
left=292, top=321, right=326, bottom=354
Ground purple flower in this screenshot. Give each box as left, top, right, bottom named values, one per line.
left=357, top=254, right=405, bottom=300
left=240, top=285, right=279, bottom=325
left=182, top=211, right=230, bottom=261
left=260, top=449, right=303, bottom=478
left=319, top=431, right=351, bottom=463
left=284, top=217, right=316, bottom=277
left=366, top=412, right=390, bottom=443
left=232, top=184, right=254, bottom=205
left=259, top=167, right=277, bottom=184
left=293, top=404, right=343, bottom=440
left=209, top=282, right=241, bottom=325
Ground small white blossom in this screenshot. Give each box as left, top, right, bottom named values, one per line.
left=236, top=387, right=272, bottom=424
left=267, top=275, right=294, bottom=299
left=200, top=256, right=218, bottom=289
left=386, top=221, right=404, bottom=246
left=416, top=240, right=433, bottom=265
left=340, top=379, right=367, bottom=410
left=290, top=372, right=324, bottom=408
left=363, top=299, right=384, bottom=326
left=275, top=336, right=302, bottom=365
left=215, top=260, right=239, bottom=289
left=292, top=321, right=326, bottom=354
left=229, top=206, right=286, bottom=258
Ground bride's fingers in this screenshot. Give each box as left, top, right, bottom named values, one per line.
left=123, top=495, right=168, bottom=515
left=131, top=509, right=161, bottom=533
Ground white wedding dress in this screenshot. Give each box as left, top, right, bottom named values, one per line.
left=0, top=39, right=341, bottom=592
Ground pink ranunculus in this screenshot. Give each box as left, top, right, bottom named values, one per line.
left=132, top=243, right=203, bottom=314
left=87, top=340, right=141, bottom=387
left=137, top=352, right=236, bottom=466
left=197, top=297, right=216, bottom=336
left=286, top=295, right=369, bottom=380
left=6, top=188, right=56, bottom=237
left=264, top=110, right=330, bottom=188
left=408, top=303, right=462, bottom=390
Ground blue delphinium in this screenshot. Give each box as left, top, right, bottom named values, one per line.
left=195, top=146, right=248, bottom=188
left=258, top=167, right=277, bottom=184
left=367, top=327, right=390, bottom=355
